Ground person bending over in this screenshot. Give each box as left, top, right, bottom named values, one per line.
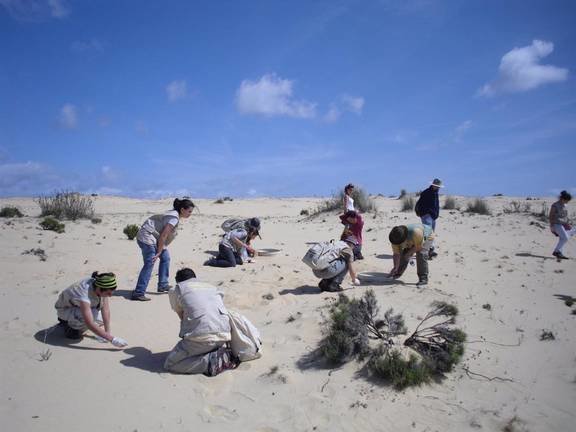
left=388, top=224, right=434, bottom=287
left=313, top=240, right=360, bottom=292
left=205, top=223, right=260, bottom=268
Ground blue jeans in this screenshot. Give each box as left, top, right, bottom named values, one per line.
left=420, top=214, right=436, bottom=231
left=134, top=240, right=170, bottom=295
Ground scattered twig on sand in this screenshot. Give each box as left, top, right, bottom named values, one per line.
left=466, top=335, right=524, bottom=347
left=321, top=369, right=339, bottom=392
left=462, top=367, right=514, bottom=382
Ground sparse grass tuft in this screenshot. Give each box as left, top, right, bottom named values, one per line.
left=504, top=201, right=532, bottom=214
left=40, top=217, right=65, bottom=233
left=0, top=206, right=24, bottom=217
left=531, top=203, right=548, bottom=222
left=36, top=190, right=94, bottom=220
left=443, top=196, right=457, bottom=210
left=400, top=196, right=414, bottom=212
left=300, top=209, right=309, bottom=216
left=123, top=224, right=139, bottom=240
left=91, top=217, right=102, bottom=224
left=466, top=198, right=491, bottom=215
left=309, top=186, right=376, bottom=216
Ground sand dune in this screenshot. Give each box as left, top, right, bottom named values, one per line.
left=0, top=195, right=574, bottom=431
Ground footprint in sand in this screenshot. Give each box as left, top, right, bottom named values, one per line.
left=199, top=404, right=240, bottom=423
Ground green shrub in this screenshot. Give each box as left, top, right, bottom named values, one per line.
left=466, top=198, right=491, bottom=215
left=40, top=217, right=65, bottom=233
left=0, top=206, right=24, bottom=217
left=91, top=217, right=102, bottom=224
left=443, top=196, right=457, bottom=210
left=123, top=224, right=139, bottom=240
left=400, top=196, right=414, bottom=212
left=313, top=294, right=465, bottom=390
left=300, top=209, right=309, bottom=216
left=36, top=191, right=95, bottom=220
left=398, top=189, right=407, bottom=199
left=368, top=348, right=431, bottom=390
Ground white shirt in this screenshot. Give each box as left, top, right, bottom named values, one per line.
left=344, top=195, right=355, bottom=211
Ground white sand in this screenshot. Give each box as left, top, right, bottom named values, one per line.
left=0, top=195, right=575, bottom=431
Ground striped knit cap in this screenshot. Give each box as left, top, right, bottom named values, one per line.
left=94, top=273, right=117, bottom=290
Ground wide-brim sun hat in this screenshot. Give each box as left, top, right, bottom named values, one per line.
left=430, top=178, right=443, bottom=188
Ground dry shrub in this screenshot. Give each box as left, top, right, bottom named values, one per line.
left=400, top=196, right=414, bottom=212
left=36, top=191, right=94, bottom=220
left=466, top=198, right=491, bottom=215
left=309, top=186, right=377, bottom=216
left=443, top=196, right=457, bottom=210
left=503, top=201, right=532, bottom=214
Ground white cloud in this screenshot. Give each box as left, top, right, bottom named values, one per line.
left=166, top=80, right=188, bottom=102
left=101, top=165, right=120, bottom=182
left=59, top=103, right=77, bottom=129
left=324, top=105, right=341, bottom=123
left=453, top=120, right=472, bottom=142
left=479, top=40, right=568, bottom=97
left=71, top=38, right=103, bottom=53
left=235, top=74, right=317, bottom=118
left=0, top=0, right=69, bottom=21
left=341, top=95, right=364, bottom=114
left=0, top=161, right=63, bottom=195
left=48, top=0, right=68, bottom=18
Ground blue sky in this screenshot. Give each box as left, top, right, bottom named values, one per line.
left=1, top=0, right=575, bottom=198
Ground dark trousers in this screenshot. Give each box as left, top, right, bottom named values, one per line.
left=206, top=244, right=242, bottom=268
left=397, top=251, right=429, bottom=281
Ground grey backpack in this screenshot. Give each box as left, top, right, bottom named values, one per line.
left=221, top=218, right=246, bottom=232
left=302, top=240, right=347, bottom=271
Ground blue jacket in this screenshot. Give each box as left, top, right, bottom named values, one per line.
left=416, top=187, right=439, bottom=219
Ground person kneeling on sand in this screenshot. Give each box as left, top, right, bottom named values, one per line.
left=550, top=190, right=576, bottom=259
left=164, top=268, right=239, bottom=376
left=205, top=221, right=260, bottom=267
left=313, top=240, right=360, bottom=292
left=54, top=272, right=128, bottom=347
left=388, top=224, right=434, bottom=287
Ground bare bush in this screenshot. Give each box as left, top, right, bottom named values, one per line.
left=466, top=198, right=491, bottom=215
left=309, top=186, right=376, bottom=216
left=400, top=196, right=414, bottom=212
left=443, top=196, right=457, bottom=210
left=36, top=191, right=94, bottom=220
left=503, top=201, right=532, bottom=214
left=531, top=203, right=548, bottom=222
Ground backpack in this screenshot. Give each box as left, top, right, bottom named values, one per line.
left=302, top=240, right=346, bottom=271
left=221, top=218, right=246, bottom=232
left=228, top=310, right=262, bottom=362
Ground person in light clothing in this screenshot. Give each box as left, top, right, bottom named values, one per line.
left=550, top=190, right=575, bottom=259
left=342, top=183, right=355, bottom=212
left=132, top=198, right=195, bottom=301
left=55, top=272, right=127, bottom=347
left=164, top=268, right=238, bottom=376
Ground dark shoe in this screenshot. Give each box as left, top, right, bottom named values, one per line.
left=325, top=282, right=343, bottom=292
left=131, top=294, right=151, bottom=301
left=318, top=280, right=329, bottom=292
left=416, top=278, right=428, bottom=288
left=428, top=250, right=438, bottom=259
left=205, top=346, right=239, bottom=377
left=157, top=285, right=172, bottom=293
left=62, top=322, right=83, bottom=340
left=555, top=252, right=569, bottom=260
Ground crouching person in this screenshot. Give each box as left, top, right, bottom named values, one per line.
left=306, top=240, right=360, bottom=292
left=388, top=224, right=434, bottom=287
left=54, top=272, right=128, bottom=347
left=165, top=268, right=239, bottom=376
